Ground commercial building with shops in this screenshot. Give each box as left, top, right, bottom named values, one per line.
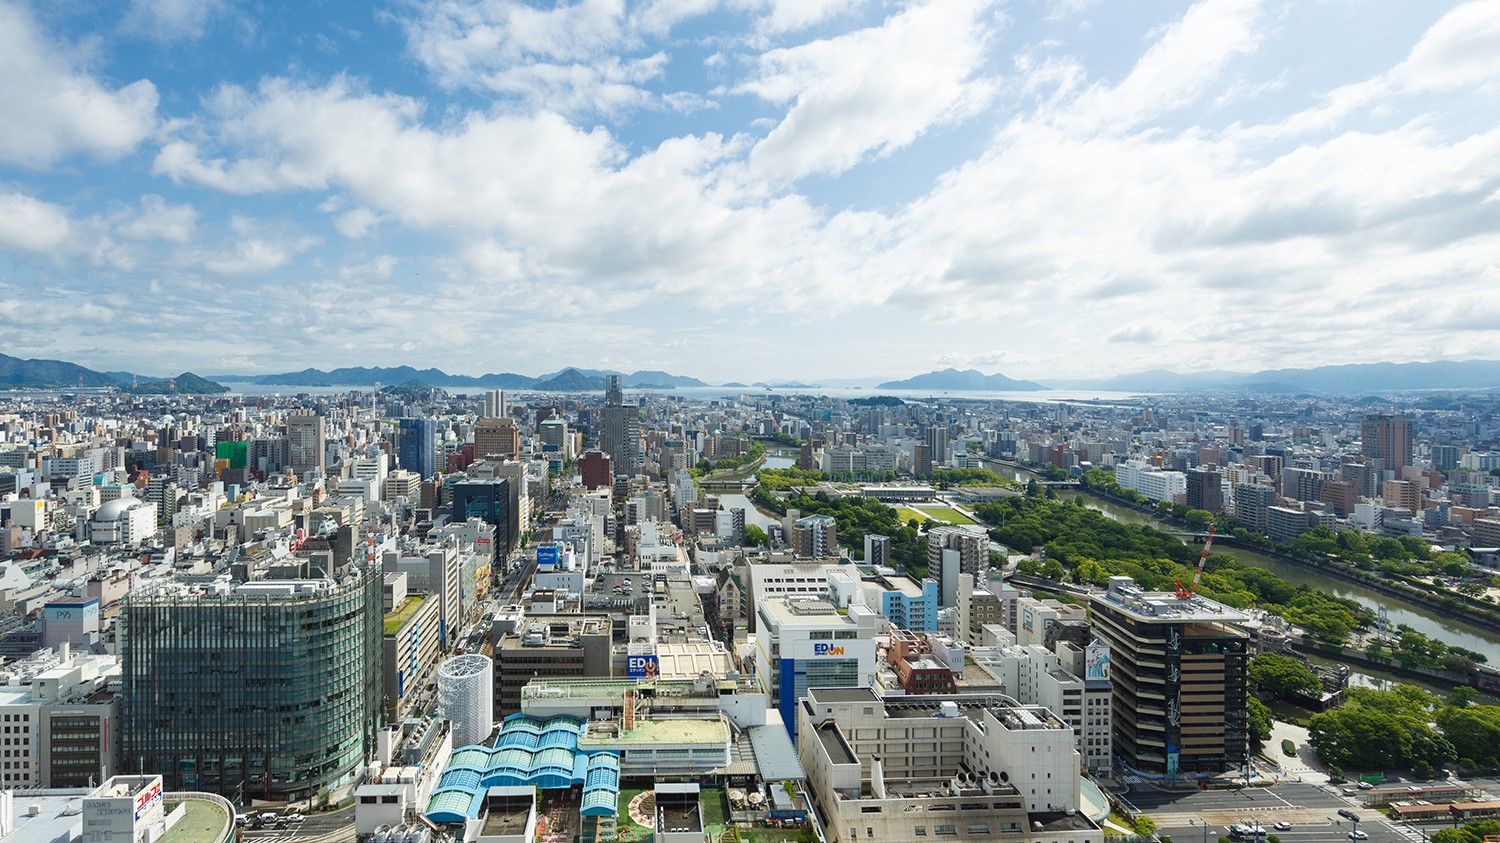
left=120, top=569, right=383, bottom=803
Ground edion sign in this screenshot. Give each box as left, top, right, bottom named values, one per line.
left=626, top=655, right=659, bottom=678
left=813, top=643, right=845, bottom=656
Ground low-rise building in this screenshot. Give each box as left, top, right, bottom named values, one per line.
left=797, top=687, right=1102, bottom=843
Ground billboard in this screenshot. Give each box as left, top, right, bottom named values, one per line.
left=1085, top=645, right=1111, bottom=681
left=134, top=778, right=163, bottom=820
left=812, top=643, right=845, bottom=656
left=535, top=544, right=559, bottom=569
left=626, top=655, right=660, bottom=679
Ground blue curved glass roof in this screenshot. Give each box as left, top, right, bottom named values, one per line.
left=424, top=714, right=620, bottom=824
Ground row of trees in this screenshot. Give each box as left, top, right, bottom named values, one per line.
left=1308, top=684, right=1500, bottom=780
left=926, top=468, right=1021, bottom=489
left=695, top=440, right=765, bottom=474
left=756, top=466, right=824, bottom=490
left=982, top=495, right=1373, bottom=643
left=1308, top=685, right=1456, bottom=776
left=1433, top=820, right=1500, bottom=843
left=752, top=485, right=927, bottom=571
left=1082, top=468, right=1496, bottom=593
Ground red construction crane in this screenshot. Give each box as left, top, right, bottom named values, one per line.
left=1174, top=524, right=1216, bottom=599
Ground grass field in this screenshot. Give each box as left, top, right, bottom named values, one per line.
left=894, top=505, right=977, bottom=526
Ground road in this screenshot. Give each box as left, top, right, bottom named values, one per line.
left=1132, top=783, right=1431, bottom=843
left=241, top=804, right=355, bottom=842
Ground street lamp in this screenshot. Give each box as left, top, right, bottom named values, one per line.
left=1187, top=818, right=1210, bottom=843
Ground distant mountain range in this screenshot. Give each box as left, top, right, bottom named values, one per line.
left=879, top=368, right=1047, bottom=391
left=227, top=365, right=710, bottom=390
left=1040, top=360, right=1500, bottom=394
left=131, top=372, right=229, bottom=395
left=5, top=352, right=1500, bottom=396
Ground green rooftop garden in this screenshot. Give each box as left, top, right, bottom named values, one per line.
left=383, top=595, right=425, bottom=636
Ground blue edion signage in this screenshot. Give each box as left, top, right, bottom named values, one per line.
left=627, top=655, right=660, bottom=678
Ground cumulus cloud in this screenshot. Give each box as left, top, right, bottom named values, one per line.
left=0, top=193, right=72, bottom=252
left=741, top=0, right=1000, bottom=180
left=0, top=2, right=159, bottom=168
left=121, top=0, right=230, bottom=42
left=117, top=195, right=198, bottom=242
left=18, top=0, right=1500, bottom=376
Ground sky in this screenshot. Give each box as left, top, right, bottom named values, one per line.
left=1, top=0, right=1498, bottom=384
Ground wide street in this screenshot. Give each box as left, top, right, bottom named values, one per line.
left=1128, top=783, right=1435, bottom=843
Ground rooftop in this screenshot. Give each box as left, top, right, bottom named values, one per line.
left=1093, top=576, right=1249, bottom=623
left=383, top=594, right=427, bottom=636
left=580, top=716, right=730, bottom=748
left=160, top=796, right=234, bottom=843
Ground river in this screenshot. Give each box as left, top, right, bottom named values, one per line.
left=988, top=464, right=1500, bottom=661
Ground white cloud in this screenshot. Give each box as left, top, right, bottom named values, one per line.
left=121, top=0, right=229, bottom=42
left=189, top=216, right=320, bottom=275
left=102, top=0, right=1500, bottom=375
left=333, top=208, right=380, bottom=239
left=0, top=2, right=159, bottom=168
left=741, top=0, right=1001, bottom=181
left=1390, top=0, right=1500, bottom=93
left=394, top=0, right=676, bottom=114
left=737, top=0, right=866, bottom=35
left=0, top=192, right=72, bottom=252
left=1064, top=0, right=1264, bottom=132
left=117, top=195, right=198, bottom=242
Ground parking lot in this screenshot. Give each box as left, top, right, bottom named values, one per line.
left=1129, top=783, right=1429, bottom=843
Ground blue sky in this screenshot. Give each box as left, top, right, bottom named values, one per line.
left=1, top=0, right=1497, bottom=383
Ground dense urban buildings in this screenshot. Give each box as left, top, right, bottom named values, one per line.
left=4, top=364, right=1500, bottom=841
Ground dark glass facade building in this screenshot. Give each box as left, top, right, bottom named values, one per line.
left=397, top=417, right=437, bottom=480
left=120, top=570, right=383, bottom=803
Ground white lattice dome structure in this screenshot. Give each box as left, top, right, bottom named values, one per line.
left=437, top=653, right=494, bottom=748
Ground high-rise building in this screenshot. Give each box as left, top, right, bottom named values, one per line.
left=397, top=417, right=438, bottom=479
left=788, top=514, right=837, bottom=557
left=1090, top=576, right=1249, bottom=775
left=923, top=423, right=949, bottom=466
left=1185, top=466, right=1223, bottom=513
left=1283, top=467, right=1325, bottom=503
left=753, top=597, right=880, bottom=736
left=451, top=478, right=517, bottom=559
left=1233, top=482, right=1276, bottom=534
left=483, top=389, right=507, bottom=420
left=598, top=376, right=640, bottom=478
left=578, top=450, right=612, bottom=490
left=928, top=525, right=989, bottom=607
left=1432, top=444, right=1462, bottom=473
left=473, top=417, right=519, bottom=459
left=864, top=534, right=891, bottom=568
left=1361, top=414, right=1414, bottom=471
left=1319, top=479, right=1357, bottom=517
left=287, top=413, right=326, bottom=476
left=1341, top=459, right=1380, bottom=499
left=1383, top=479, right=1422, bottom=513
left=120, top=569, right=383, bottom=802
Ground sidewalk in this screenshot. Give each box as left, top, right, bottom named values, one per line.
left=1269, top=719, right=1331, bottom=785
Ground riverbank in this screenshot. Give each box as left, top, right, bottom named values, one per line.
left=1289, top=638, right=1500, bottom=694
left=982, top=459, right=1500, bottom=657
left=1075, top=483, right=1500, bottom=638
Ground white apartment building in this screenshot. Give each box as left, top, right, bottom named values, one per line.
left=1114, top=459, right=1187, bottom=502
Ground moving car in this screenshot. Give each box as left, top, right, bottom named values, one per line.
left=1273, top=821, right=1292, bottom=830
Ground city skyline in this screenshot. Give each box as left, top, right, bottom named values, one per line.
left=1, top=0, right=1497, bottom=382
